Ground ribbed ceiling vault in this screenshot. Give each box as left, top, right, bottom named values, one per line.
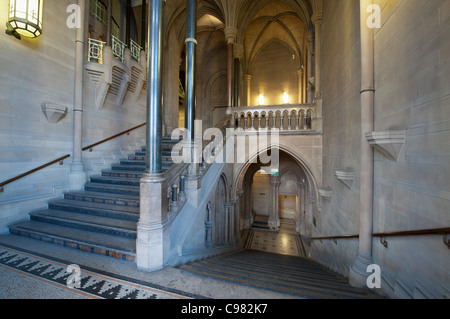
left=163, top=0, right=321, bottom=71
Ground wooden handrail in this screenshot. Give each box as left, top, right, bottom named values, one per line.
left=373, top=227, right=450, bottom=238
left=0, top=123, right=147, bottom=192
left=82, top=122, right=146, bottom=151
left=311, top=227, right=450, bottom=241
left=0, top=154, right=71, bottom=192
left=310, top=227, right=450, bottom=248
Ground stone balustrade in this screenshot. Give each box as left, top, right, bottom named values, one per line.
left=232, top=104, right=316, bottom=131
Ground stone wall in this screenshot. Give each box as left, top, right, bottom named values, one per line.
left=311, top=0, right=362, bottom=276
left=0, top=1, right=147, bottom=233
left=313, top=0, right=449, bottom=298
left=371, top=0, right=450, bottom=298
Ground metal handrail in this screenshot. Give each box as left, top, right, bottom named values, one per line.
left=0, top=123, right=146, bottom=192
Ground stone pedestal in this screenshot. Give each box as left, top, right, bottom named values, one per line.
left=136, top=173, right=169, bottom=271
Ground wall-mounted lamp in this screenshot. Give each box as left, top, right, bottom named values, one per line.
left=258, top=94, right=265, bottom=106
left=283, top=92, right=289, bottom=104
left=6, top=0, right=43, bottom=39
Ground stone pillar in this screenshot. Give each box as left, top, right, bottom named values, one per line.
left=268, top=175, right=281, bottom=230
left=230, top=193, right=240, bottom=245
left=224, top=27, right=237, bottom=113
left=241, top=181, right=253, bottom=229
left=311, top=12, right=322, bottom=100
left=205, top=202, right=213, bottom=248
left=296, top=182, right=305, bottom=233
left=68, top=0, right=87, bottom=191
left=297, top=68, right=304, bottom=104
left=245, top=75, right=251, bottom=106
left=224, top=203, right=231, bottom=245
left=233, top=43, right=243, bottom=107
left=137, top=0, right=167, bottom=272
left=349, top=0, right=375, bottom=288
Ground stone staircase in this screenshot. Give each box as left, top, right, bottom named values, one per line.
left=8, top=138, right=179, bottom=261
left=178, top=250, right=384, bottom=299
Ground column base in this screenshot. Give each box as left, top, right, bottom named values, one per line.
left=136, top=221, right=169, bottom=272
left=349, top=253, right=374, bottom=289
left=268, top=218, right=280, bottom=231
left=67, top=161, right=87, bottom=191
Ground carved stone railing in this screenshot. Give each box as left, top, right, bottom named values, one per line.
left=232, top=104, right=316, bottom=132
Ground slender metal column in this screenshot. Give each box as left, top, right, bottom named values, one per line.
left=141, top=0, right=146, bottom=47
left=126, top=0, right=132, bottom=47
left=145, top=0, right=165, bottom=174
left=106, top=0, right=112, bottom=46
left=185, top=0, right=197, bottom=140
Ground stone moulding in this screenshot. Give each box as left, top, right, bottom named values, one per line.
left=335, top=169, right=355, bottom=189
left=319, top=187, right=333, bottom=198
left=365, top=130, right=406, bottom=161
left=41, top=103, right=68, bottom=123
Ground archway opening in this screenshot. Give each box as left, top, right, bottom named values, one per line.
left=235, top=148, right=318, bottom=248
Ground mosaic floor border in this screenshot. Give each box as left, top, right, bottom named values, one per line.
left=0, top=243, right=206, bottom=300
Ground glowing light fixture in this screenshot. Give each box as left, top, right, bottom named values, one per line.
left=7, top=0, right=44, bottom=39
left=258, top=94, right=265, bottom=106
left=283, top=92, right=289, bottom=104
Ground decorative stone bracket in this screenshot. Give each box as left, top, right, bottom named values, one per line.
left=335, top=169, right=355, bottom=189
left=365, top=131, right=406, bottom=161
left=41, top=103, right=68, bottom=123
left=85, top=47, right=146, bottom=110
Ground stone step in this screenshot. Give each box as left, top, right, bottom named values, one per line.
left=197, top=259, right=352, bottom=291
left=84, top=183, right=140, bottom=196
left=119, top=159, right=174, bottom=167
left=128, top=154, right=173, bottom=161
left=48, top=199, right=139, bottom=221
left=8, top=221, right=136, bottom=261
left=111, top=164, right=145, bottom=171
left=89, top=175, right=141, bottom=187
left=64, top=191, right=140, bottom=208
left=29, top=209, right=137, bottom=239
left=101, top=170, right=144, bottom=179
left=178, top=250, right=383, bottom=299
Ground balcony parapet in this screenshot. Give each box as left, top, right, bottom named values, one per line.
left=232, top=103, right=319, bottom=133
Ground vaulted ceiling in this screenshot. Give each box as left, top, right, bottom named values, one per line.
left=163, top=0, right=321, bottom=71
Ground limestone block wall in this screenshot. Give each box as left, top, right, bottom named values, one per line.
left=308, top=0, right=363, bottom=277
left=312, top=0, right=449, bottom=298
left=0, top=2, right=146, bottom=234
left=371, top=0, right=450, bottom=298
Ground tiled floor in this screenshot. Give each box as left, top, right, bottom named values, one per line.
left=245, top=217, right=306, bottom=257
left=0, top=233, right=298, bottom=300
